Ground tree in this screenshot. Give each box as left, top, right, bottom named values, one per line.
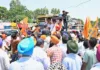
left=0, top=6, right=8, bottom=20
left=77, top=19, right=84, bottom=25
left=51, top=8, right=60, bottom=15
left=10, top=0, right=21, bottom=9
left=33, top=8, right=41, bottom=19
left=43, top=7, right=49, bottom=15
left=33, top=7, right=49, bottom=19
left=25, top=10, right=34, bottom=18
left=8, top=0, right=33, bottom=22
left=40, top=7, right=48, bottom=15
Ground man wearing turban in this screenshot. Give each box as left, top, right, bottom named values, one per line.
left=47, top=35, right=63, bottom=64
left=9, top=37, right=44, bottom=70
left=62, top=40, right=82, bottom=70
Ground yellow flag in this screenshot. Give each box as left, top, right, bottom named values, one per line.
left=83, top=17, right=92, bottom=39
left=90, top=17, right=98, bottom=38
left=11, top=22, right=17, bottom=27
left=23, top=17, right=28, bottom=24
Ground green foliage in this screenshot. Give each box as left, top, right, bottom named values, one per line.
left=33, top=7, right=49, bottom=19
left=77, top=19, right=84, bottom=25
left=10, top=0, right=21, bottom=9
left=0, top=6, right=8, bottom=20
left=0, top=0, right=62, bottom=23
left=8, top=0, right=33, bottom=23
left=51, top=8, right=60, bottom=15
left=0, top=0, right=89, bottom=25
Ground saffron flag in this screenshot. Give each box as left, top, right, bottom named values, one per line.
left=23, top=17, right=28, bottom=24
left=83, top=17, right=92, bottom=39
left=20, top=28, right=27, bottom=37
left=20, top=17, right=28, bottom=36
left=90, top=17, right=98, bottom=38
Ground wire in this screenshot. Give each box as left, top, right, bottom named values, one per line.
left=67, top=0, right=91, bottom=8
left=75, top=0, right=91, bottom=7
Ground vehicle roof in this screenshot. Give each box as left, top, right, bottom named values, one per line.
left=37, top=14, right=58, bottom=18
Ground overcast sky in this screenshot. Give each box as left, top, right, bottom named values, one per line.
left=0, top=0, right=100, bottom=21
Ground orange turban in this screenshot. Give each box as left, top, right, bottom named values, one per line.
left=51, top=35, right=59, bottom=45
left=40, top=35, right=46, bottom=40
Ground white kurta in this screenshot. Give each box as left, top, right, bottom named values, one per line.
left=43, top=36, right=51, bottom=51
left=0, top=49, right=10, bottom=70
left=77, top=42, right=85, bottom=57
left=59, top=44, right=67, bottom=59
left=9, top=57, right=44, bottom=70
left=91, top=63, right=100, bottom=70
left=32, top=47, right=50, bottom=70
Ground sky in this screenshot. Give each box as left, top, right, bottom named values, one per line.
left=0, top=0, right=100, bottom=21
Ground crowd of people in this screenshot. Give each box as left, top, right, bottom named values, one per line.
left=0, top=16, right=100, bottom=70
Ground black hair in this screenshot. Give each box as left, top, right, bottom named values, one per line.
left=78, top=36, right=84, bottom=42
left=52, top=19, right=56, bottom=23
left=37, top=33, right=42, bottom=38
left=36, top=38, right=44, bottom=46
left=49, top=42, right=54, bottom=48
left=62, top=10, right=66, bottom=13
left=11, top=33, right=17, bottom=39
left=47, top=17, right=51, bottom=20
left=59, top=18, right=62, bottom=21
left=19, top=28, right=22, bottom=30
left=35, top=25, right=39, bottom=27
left=83, top=39, right=89, bottom=49
left=67, top=33, right=72, bottom=40
left=89, top=37, right=97, bottom=48
left=54, top=33, right=61, bottom=39
left=62, top=39, right=68, bottom=44
left=42, top=30, right=47, bottom=35
left=44, top=24, right=47, bottom=28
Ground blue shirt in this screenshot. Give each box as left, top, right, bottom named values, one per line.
left=62, top=53, right=82, bottom=70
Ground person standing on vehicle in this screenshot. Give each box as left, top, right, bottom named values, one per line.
left=47, top=18, right=53, bottom=31
left=62, top=11, right=69, bottom=31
